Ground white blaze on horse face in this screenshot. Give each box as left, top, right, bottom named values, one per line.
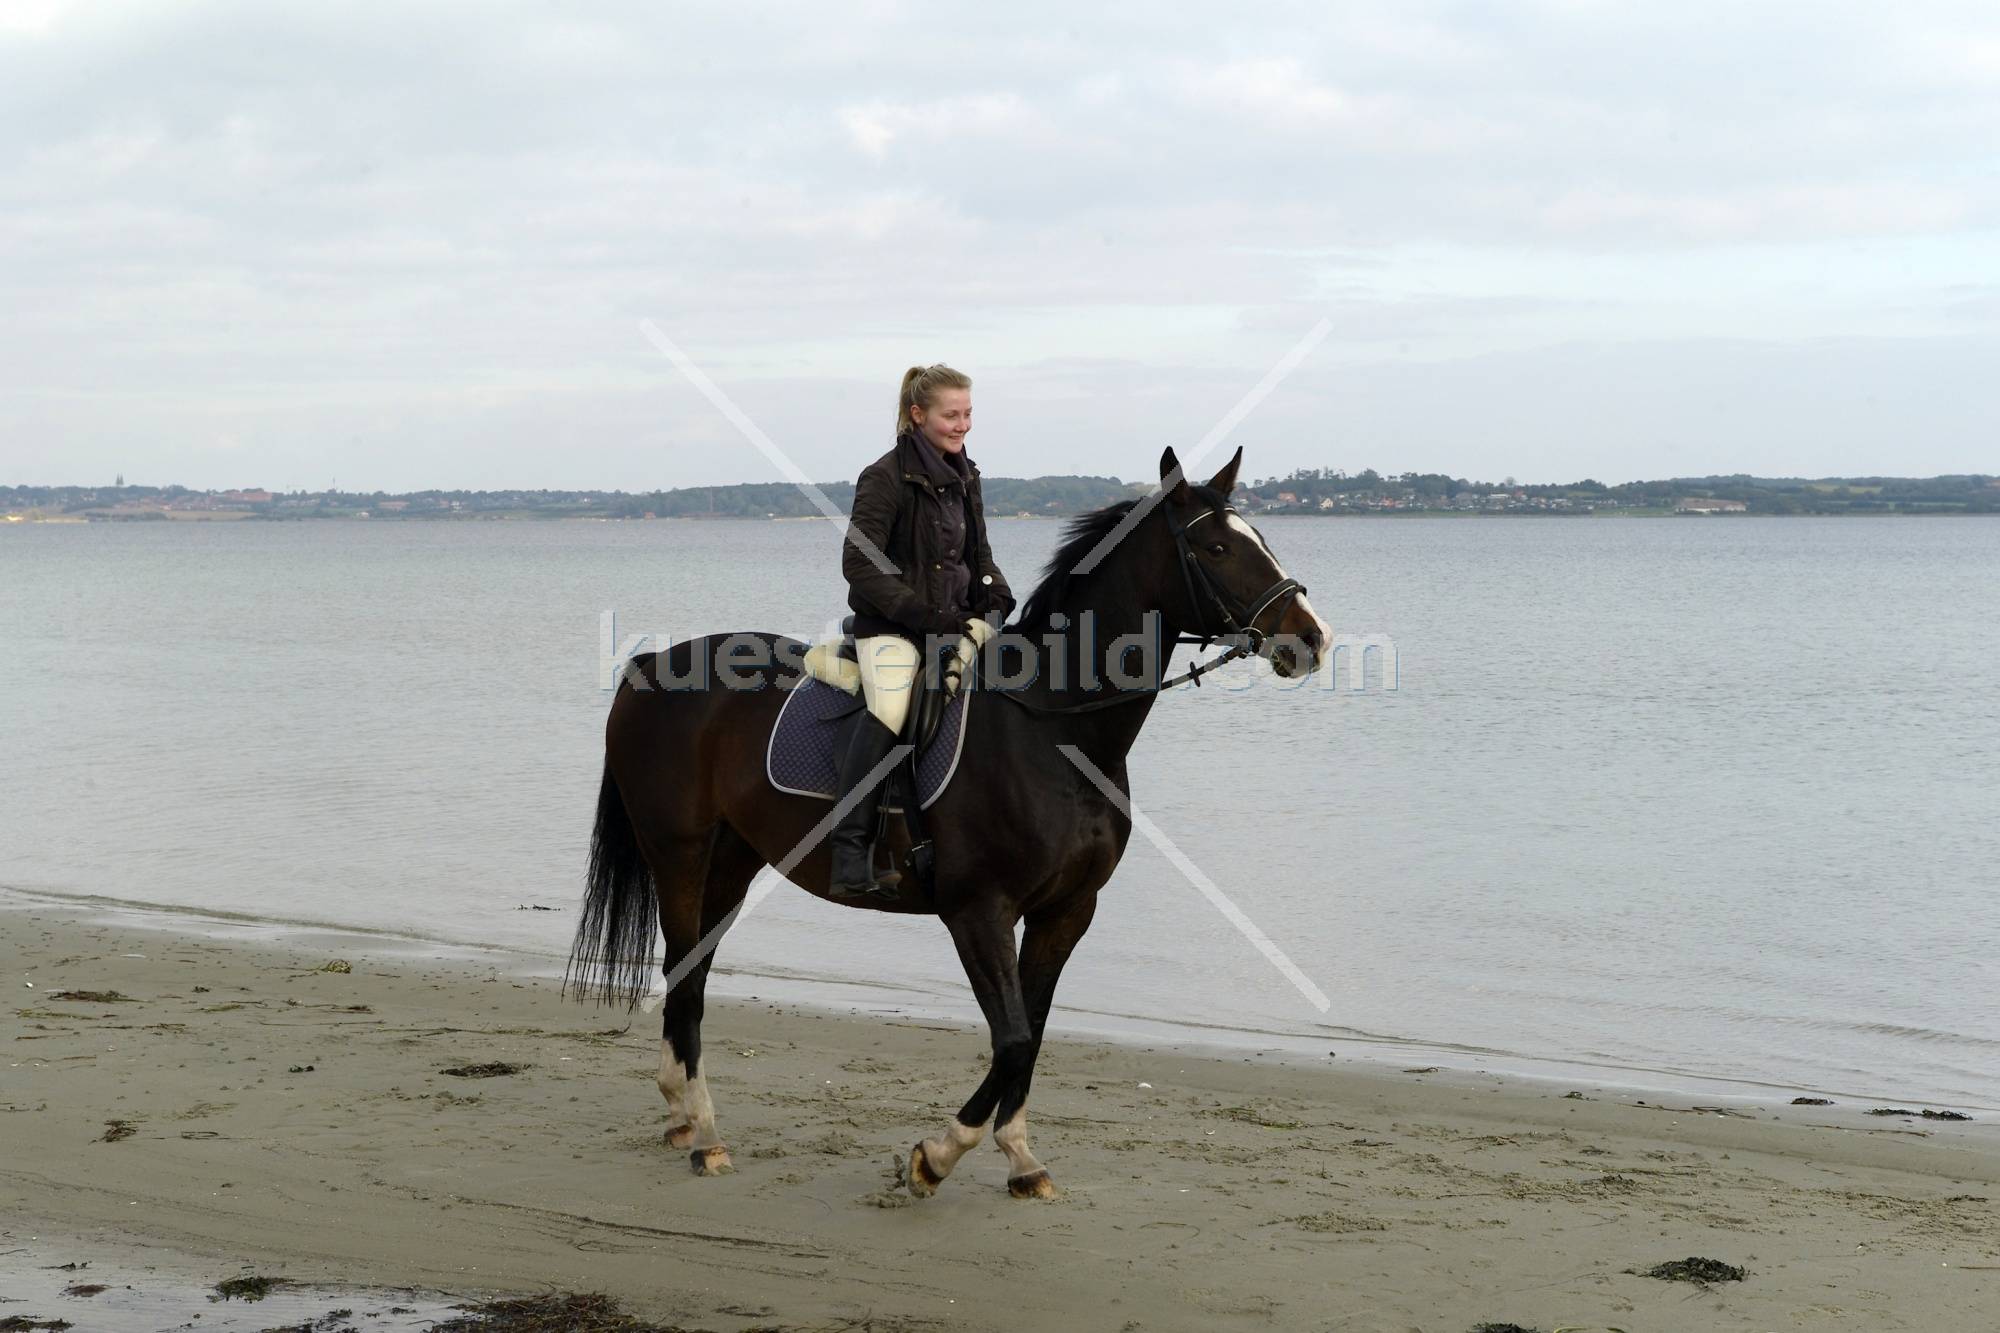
left=1295, top=592, right=1332, bottom=673
left=1226, top=511, right=1292, bottom=614
left=1224, top=511, right=1276, bottom=563
left=1225, top=510, right=1326, bottom=671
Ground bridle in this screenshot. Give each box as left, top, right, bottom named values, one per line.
left=991, top=501, right=1310, bottom=715
left=1168, top=504, right=1309, bottom=655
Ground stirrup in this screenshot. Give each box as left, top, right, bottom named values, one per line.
left=829, top=880, right=901, bottom=903
left=829, top=827, right=902, bottom=900
left=828, top=861, right=902, bottom=902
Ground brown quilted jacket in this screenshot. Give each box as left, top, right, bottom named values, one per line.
left=843, top=432, right=1014, bottom=639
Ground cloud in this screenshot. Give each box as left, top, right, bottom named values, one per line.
left=1532, top=182, right=1975, bottom=244
left=1183, top=58, right=1354, bottom=124
left=838, top=93, right=1041, bottom=158
left=2, top=1, right=1998, bottom=487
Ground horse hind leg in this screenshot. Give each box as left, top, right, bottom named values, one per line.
left=652, top=824, right=761, bottom=1176
left=642, top=831, right=709, bottom=1151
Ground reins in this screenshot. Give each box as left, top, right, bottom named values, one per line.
left=986, top=503, right=1306, bottom=717
left=987, top=633, right=1260, bottom=715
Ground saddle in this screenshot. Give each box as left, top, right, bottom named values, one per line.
left=798, top=616, right=953, bottom=753
left=767, top=617, right=972, bottom=814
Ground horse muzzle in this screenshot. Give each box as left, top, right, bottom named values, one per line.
left=1265, top=595, right=1331, bottom=679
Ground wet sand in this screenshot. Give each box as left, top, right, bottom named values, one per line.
left=4, top=908, right=1998, bottom=1332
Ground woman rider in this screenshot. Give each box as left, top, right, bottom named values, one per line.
left=828, top=364, right=1012, bottom=901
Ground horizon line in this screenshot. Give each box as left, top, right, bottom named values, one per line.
left=9, top=468, right=1999, bottom=496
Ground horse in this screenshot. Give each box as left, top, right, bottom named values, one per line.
left=566, top=445, right=1330, bottom=1198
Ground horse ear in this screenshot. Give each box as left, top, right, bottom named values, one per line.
left=1205, top=447, right=1242, bottom=497
left=1159, top=447, right=1190, bottom=507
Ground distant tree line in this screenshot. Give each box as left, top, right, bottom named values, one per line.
left=7, top=470, right=1997, bottom=518
left=1247, top=469, right=2000, bottom=515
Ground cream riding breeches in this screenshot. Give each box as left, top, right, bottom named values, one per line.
left=856, top=631, right=977, bottom=735
left=855, top=634, right=922, bottom=735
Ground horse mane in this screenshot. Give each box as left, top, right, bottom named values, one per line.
left=1009, top=501, right=1137, bottom=632
left=1008, top=487, right=1224, bottom=631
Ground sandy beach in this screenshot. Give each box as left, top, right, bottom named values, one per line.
left=4, top=905, right=1997, bottom=1332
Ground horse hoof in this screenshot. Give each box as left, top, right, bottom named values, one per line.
left=690, top=1146, right=734, bottom=1177
left=906, top=1143, right=942, bottom=1199
left=664, top=1122, right=694, bottom=1149
left=1007, top=1170, right=1057, bottom=1200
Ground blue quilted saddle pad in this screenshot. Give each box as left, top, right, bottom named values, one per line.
left=765, top=677, right=971, bottom=812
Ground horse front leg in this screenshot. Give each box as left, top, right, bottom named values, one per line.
left=907, top=907, right=1030, bottom=1198
left=991, top=893, right=1097, bottom=1200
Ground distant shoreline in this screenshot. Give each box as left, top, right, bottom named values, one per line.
left=8, top=506, right=1997, bottom=524
left=11, top=468, right=1998, bottom=520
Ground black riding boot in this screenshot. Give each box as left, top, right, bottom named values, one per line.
left=826, top=710, right=903, bottom=901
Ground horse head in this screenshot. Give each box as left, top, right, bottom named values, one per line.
left=1156, top=445, right=1331, bottom=679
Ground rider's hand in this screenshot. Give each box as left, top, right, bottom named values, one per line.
left=923, top=607, right=966, bottom=636
left=944, top=619, right=993, bottom=696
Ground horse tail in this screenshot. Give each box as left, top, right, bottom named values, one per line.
left=564, top=763, right=658, bottom=1007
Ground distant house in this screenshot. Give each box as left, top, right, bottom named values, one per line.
left=1276, top=491, right=1299, bottom=504
left=222, top=489, right=274, bottom=504
left=1674, top=497, right=1748, bottom=514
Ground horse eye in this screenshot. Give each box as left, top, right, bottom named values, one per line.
left=1207, top=542, right=1227, bottom=556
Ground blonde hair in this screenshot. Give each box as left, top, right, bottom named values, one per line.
left=896, top=363, right=972, bottom=435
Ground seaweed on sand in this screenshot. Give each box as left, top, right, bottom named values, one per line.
left=432, top=1292, right=697, bottom=1331
left=213, top=1275, right=289, bottom=1301
left=1639, top=1256, right=1747, bottom=1284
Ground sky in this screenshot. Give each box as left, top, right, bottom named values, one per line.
left=2, top=0, right=1996, bottom=491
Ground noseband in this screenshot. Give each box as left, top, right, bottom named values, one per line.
left=1169, top=506, right=1308, bottom=652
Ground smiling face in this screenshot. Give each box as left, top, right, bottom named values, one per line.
left=910, top=388, right=971, bottom=454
